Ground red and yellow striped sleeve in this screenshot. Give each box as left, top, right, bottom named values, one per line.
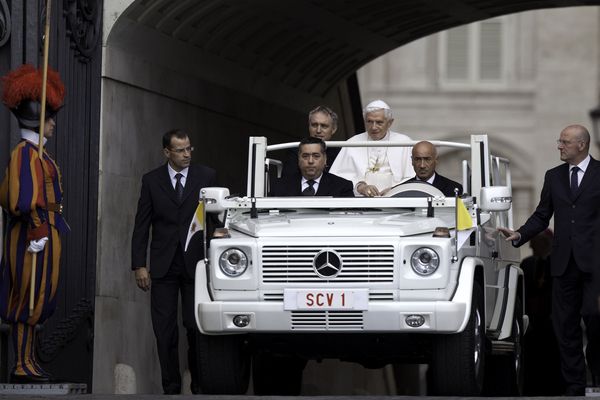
left=0, top=142, right=49, bottom=239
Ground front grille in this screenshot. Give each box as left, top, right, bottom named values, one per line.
left=369, top=292, right=394, bottom=301
left=263, top=292, right=285, bottom=301
left=262, top=245, right=394, bottom=283
left=291, top=311, right=363, bottom=330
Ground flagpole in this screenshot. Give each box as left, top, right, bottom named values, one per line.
left=452, top=188, right=459, bottom=263
left=37, top=0, right=52, bottom=158
left=30, top=0, right=52, bottom=318
left=202, top=190, right=208, bottom=264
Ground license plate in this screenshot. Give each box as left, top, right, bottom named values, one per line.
left=283, top=289, right=368, bottom=311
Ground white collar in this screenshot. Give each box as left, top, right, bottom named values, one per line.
left=571, top=155, right=591, bottom=172
left=167, top=163, right=188, bottom=180
left=302, top=174, right=322, bottom=184
left=21, top=129, right=47, bottom=146
left=416, top=173, right=436, bottom=184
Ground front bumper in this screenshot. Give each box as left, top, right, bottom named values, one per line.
left=196, top=299, right=467, bottom=334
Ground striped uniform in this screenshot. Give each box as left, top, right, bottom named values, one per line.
left=0, top=138, right=69, bottom=378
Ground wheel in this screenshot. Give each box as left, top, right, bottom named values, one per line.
left=429, top=282, right=485, bottom=396
left=483, top=296, right=524, bottom=396
left=252, top=352, right=306, bottom=395
left=508, top=298, right=525, bottom=394
left=197, top=333, right=250, bottom=394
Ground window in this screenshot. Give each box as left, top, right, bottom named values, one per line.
left=440, top=18, right=506, bottom=86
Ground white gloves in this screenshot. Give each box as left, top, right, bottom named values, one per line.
left=27, top=237, right=48, bottom=253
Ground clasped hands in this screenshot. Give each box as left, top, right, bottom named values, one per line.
left=357, top=181, right=390, bottom=197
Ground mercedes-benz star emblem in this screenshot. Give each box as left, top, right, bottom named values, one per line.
left=313, top=249, right=343, bottom=279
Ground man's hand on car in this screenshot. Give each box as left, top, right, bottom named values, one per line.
left=497, top=227, right=521, bottom=242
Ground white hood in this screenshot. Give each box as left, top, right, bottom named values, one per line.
left=228, top=209, right=455, bottom=237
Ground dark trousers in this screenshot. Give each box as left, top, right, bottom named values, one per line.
left=552, top=254, right=600, bottom=394
left=150, top=246, right=200, bottom=394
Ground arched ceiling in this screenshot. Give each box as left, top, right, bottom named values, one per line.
left=118, top=0, right=599, bottom=98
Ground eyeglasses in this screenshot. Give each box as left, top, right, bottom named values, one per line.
left=556, top=139, right=582, bottom=146
left=169, top=146, right=194, bottom=154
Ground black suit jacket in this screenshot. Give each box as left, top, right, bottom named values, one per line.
left=270, top=171, right=354, bottom=197
left=131, top=163, right=217, bottom=278
left=406, top=173, right=463, bottom=197
left=516, top=157, right=600, bottom=276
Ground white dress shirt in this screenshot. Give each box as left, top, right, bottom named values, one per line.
left=570, top=155, right=590, bottom=186
left=168, top=164, right=188, bottom=189
left=302, top=175, right=322, bottom=194
left=416, top=173, right=436, bottom=185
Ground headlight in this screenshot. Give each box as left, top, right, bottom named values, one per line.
left=219, top=248, right=248, bottom=277
left=410, top=247, right=440, bottom=276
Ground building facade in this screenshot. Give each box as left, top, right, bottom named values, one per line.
left=358, top=7, right=600, bottom=252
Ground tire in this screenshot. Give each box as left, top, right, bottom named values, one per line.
left=252, top=352, right=306, bottom=395
left=197, top=333, right=250, bottom=394
left=429, top=282, right=485, bottom=396
left=483, top=296, right=524, bottom=396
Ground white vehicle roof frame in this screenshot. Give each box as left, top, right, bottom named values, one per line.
left=267, top=140, right=471, bottom=152
left=248, top=135, right=489, bottom=199
left=220, top=196, right=457, bottom=211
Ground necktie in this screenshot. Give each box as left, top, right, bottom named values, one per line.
left=570, top=166, right=580, bottom=194
left=302, top=179, right=315, bottom=196
left=175, top=173, right=184, bottom=202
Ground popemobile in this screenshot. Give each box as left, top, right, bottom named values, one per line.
left=192, top=134, right=525, bottom=396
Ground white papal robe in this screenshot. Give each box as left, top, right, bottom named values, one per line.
left=329, top=131, right=413, bottom=195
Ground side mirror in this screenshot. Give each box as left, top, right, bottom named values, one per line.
left=479, top=186, right=512, bottom=212
left=201, top=187, right=230, bottom=213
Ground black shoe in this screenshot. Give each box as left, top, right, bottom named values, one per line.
left=564, top=386, right=585, bottom=396
left=163, top=385, right=181, bottom=395
left=34, top=369, right=55, bottom=381
left=191, top=383, right=202, bottom=394
left=10, top=373, right=50, bottom=384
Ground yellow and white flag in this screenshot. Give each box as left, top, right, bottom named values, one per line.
left=184, top=201, right=204, bottom=252
left=456, top=197, right=475, bottom=250
left=456, top=198, right=473, bottom=231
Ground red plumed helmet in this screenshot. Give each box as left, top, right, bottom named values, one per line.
left=1, top=64, right=65, bottom=128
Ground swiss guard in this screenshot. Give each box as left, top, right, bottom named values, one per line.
left=0, top=64, right=69, bottom=383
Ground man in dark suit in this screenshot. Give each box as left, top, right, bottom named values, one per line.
left=131, top=129, right=216, bottom=394
left=405, top=141, right=463, bottom=197
left=499, top=124, right=600, bottom=395
left=281, top=105, right=341, bottom=177
left=271, top=137, right=354, bottom=197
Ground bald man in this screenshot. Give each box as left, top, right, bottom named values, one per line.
left=499, top=124, right=600, bottom=396
left=405, top=141, right=462, bottom=197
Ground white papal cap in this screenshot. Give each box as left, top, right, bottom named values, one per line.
left=363, top=99, right=392, bottom=119
left=365, top=99, right=391, bottom=110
